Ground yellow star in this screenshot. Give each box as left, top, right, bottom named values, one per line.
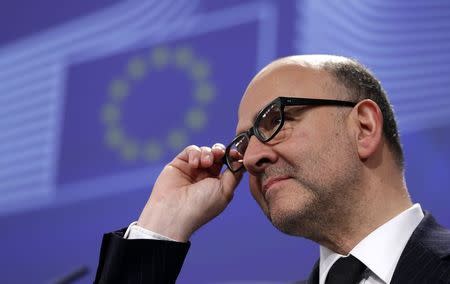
left=127, top=57, right=147, bottom=80
left=151, top=47, right=169, bottom=69
left=191, top=59, right=210, bottom=80
left=167, top=129, right=187, bottom=150
left=185, top=109, right=207, bottom=131
left=109, top=79, right=129, bottom=101
left=175, top=47, right=193, bottom=68
left=143, top=141, right=163, bottom=161
left=194, top=82, right=215, bottom=104
left=105, top=127, right=124, bottom=147
left=121, top=140, right=139, bottom=161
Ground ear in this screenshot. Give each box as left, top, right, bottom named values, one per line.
left=353, top=99, right=383, bottom=160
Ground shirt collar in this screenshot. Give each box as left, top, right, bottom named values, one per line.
left=319, top=203, right=424, bottom=284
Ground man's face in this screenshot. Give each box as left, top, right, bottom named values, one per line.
left=236, top=64, right=362, bottom=238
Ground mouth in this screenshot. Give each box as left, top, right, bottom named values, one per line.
left=262, top=176, right=291, bottom=196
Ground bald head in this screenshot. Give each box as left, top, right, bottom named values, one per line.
left=240, top=55, right=343, bottom=118
left=255, top=55, right=353, bottom=80
left=241, top=54, right=404, bottom=169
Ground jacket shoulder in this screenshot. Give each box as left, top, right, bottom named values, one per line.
left=391, top=213, right=450, bottom=283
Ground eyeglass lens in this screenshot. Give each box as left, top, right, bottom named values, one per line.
left=227, top=134, right=248, bottom=171
left=227, top=102, right=283, bottom=172
left=256, top=103, right=283, bottom=141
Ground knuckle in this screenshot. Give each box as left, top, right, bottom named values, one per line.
left=200, top=146, right=212, bottom=153
left=186, top=145, right=201, bottom=153
left=212, top=143, right=225, bottom=150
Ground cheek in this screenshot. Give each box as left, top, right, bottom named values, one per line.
left=249, top=176, right=262, bottom=200
left=291, top=120, right=336, bottom=155
left=277, top=126, right=335, bottom=176
left=277, top=130, right=310, bottom=162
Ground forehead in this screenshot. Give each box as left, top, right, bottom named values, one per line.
left=236, top=64, right=335, bottom=134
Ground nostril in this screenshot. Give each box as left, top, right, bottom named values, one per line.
left=256, top=157, right=272, bottom=168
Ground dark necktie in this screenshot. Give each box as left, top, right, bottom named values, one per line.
left=325, top=255, right=366, bottom=284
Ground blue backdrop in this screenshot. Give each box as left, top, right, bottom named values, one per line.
left=0, top=1, right=449, bottom=283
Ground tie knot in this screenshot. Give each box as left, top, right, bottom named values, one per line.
left=325, top=255, right=366, bottom=284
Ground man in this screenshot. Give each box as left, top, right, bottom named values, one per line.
left=95, top=55, right=450, bottom=283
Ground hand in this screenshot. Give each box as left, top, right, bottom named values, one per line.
left=137, top=143, right=243, bottom=242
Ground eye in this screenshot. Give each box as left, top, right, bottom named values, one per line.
left=270, top=116, right=282, bottom=126
left=259, top=110, right=281, bottom=131
left=284, top=106, right=307, bottom=121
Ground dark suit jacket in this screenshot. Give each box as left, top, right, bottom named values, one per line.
left=94, top=229, right=190, bottom=284
left=299, top=213, right=450, bottom=284
left=95, top=213, right=450, bottom=284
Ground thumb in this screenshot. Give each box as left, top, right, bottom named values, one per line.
left=220, top=169, right=244, bottom=202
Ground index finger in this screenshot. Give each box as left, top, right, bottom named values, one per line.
left=211, top=143, right=226, bottom=162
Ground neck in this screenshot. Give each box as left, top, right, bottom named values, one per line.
left=316, top=168, right=412, bottom=255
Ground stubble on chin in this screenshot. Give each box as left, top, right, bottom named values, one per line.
left=266, top=187, right=318, bottom=237
left=260, top=165, right=321, bottom=237
left=258, top=127, right=362, bottom=242
left=264, top=159, right=362, bottom=242
left=266, top=179, right=350, bottom=242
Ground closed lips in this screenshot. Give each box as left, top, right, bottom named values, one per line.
left=263, top=176, right=291, bottom=194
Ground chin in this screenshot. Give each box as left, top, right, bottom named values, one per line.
left=266, top=188, right=320, bottom=237
left=269, top=212, right=305, bottom=236
left=267, top=201, right=309, bottom=237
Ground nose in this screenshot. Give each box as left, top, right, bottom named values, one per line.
left=243, top=136, right=278, bottom=175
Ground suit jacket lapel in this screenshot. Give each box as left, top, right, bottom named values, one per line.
left=390, top=212, right=450, bottom=283
left=297, top=213, right=450, bottom=284
left=307, top=260, right=319, bottom=284
left=291, top=260, right=319, bottom=284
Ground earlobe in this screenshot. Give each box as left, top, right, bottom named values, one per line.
left=354, top=99, right=383, bottom=160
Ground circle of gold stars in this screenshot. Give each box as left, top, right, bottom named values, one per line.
left=101, top=46, right=216, bottom=162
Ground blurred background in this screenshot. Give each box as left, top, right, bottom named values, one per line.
left=1, top=0, right=449, bottom=283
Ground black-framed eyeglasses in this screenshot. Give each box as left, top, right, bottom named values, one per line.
left=224, top=96, right=357, bottom=172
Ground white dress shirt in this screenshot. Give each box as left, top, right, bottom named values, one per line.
left=125, top=204, right=425, bottom=283
left=319, top=203, right=424, bottom=284
left=124, top=221, right=178, bottom=241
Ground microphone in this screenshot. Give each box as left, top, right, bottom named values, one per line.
left=49, top=265, right=89, bottom=284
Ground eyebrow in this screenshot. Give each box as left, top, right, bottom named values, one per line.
left=236, top=127, right=249, bottom=137
left=240, top=109, right=261, bottom=135
left=236, top=98, right=280, bottom=136
left=250, top=101, right=272, bottom=124
left=236, top=110, right=260, bottom=136
left=284, top=104, right=310, bottom=113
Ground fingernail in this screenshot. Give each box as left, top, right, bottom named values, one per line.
left=212, top=143, right=223, bottom=148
